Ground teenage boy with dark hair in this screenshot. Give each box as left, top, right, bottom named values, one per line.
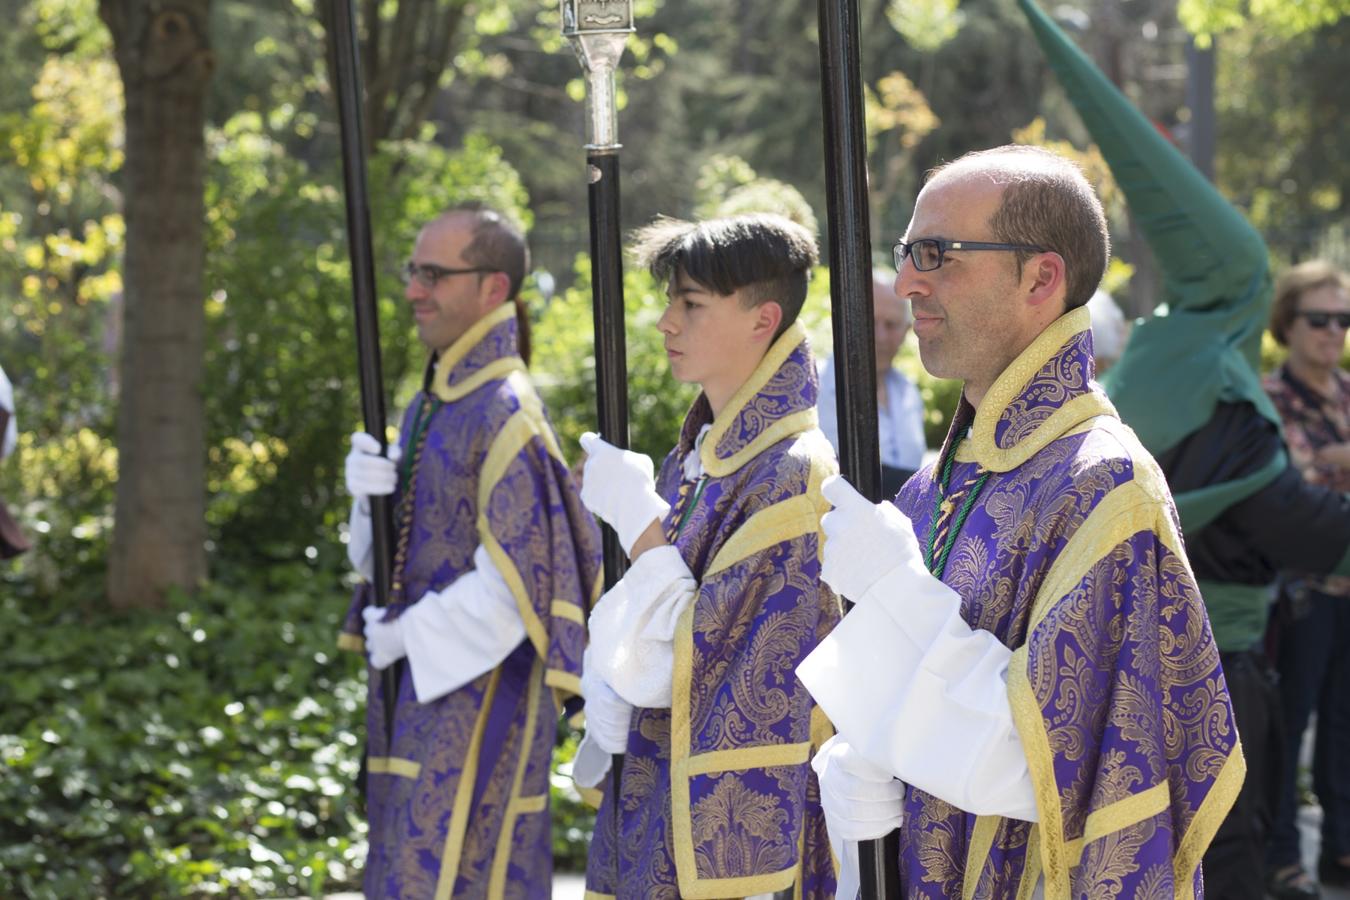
left=574, top=213, right=840, bottom=899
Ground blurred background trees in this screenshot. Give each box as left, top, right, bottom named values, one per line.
left=0, top=0, right=1346, bottom=894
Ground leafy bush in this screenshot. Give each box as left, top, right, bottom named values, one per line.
left=0, top=563, right=368, bottom=898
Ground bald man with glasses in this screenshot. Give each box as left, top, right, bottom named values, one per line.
left=797, top=145, right=1240, bottom=899
left=339, top=204, right=601, bottom=898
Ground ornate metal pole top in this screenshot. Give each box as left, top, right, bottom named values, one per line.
left=561, top=0, right=635, bottom=152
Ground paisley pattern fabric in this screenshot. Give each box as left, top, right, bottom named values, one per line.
left=893, top=307, right=1244, bottom=900
left=585, top=323, right=840, bottom=900
left=339, top=304, right=602, bottom=899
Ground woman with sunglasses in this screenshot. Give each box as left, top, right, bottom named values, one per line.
left=1263, top=260, right=1350, bottom=899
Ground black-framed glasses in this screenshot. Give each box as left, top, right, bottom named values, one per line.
left=1295, top=310, right=1350, bottom=331
left=400, top=261, right=492, bottom=289
left=893, top=237, right=1048, bottom=273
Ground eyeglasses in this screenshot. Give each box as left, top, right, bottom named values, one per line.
left=893, top=237, right=1048, bottom=273
left=400, top=261, right=493, bottom=289
left=1295, top=310, right=1350, bottom=331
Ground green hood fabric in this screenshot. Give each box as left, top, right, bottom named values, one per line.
left=1018, top=0, right=1284, bottom=532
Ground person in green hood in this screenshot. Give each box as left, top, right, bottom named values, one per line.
left=1018, top=1, right=1350, bottom=897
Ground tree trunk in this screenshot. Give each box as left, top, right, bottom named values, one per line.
left=101, top=0, right=214, bottom=609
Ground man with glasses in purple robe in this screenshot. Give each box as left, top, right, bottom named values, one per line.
left=340, top=204, right=601, bottom=899
left=798, top=146, right=1242, bottom=899
left=574, top=213, right=840, bottom=899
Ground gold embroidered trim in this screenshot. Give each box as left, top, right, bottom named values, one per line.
left=480, top=395, right=568, bottom=661
left=1008, top=647, right=1067, bottom=898
left=963, top=815, right=1003, bottom=900
left=434, top=668, right=500, bottom=900
left=583, top=892, right=616, bottom=900
left=337, top=632, right=365, bottom=653
left=1010, top=427, right=1203, bottom=900
left=685, top=741, right=812, bottom=776
left=489, top=657, right=544, bottom=897
left=430, top=302, right=515, bottom=391
left=966, top=307, right=1107, bottom=472
left=366, top=756, right=420, bottom=779
left=550, top=599, right=586, bottom=625
left=701, top=322, right=815, bottom=478
left=809, top=705, right=833, bottom=752
left=1173, top=744, right=1246, bottom=900
left=1063, top=780, right=1170, bottom=866
left=705, top=494, right=819, bottom=578
left=544, top=669, right=582, bottom=698
left=433, top=356, right=527, bottom=404
left=1016, top=825, right=1042, bottom=900
left=670, top=599, right=806, bottom=898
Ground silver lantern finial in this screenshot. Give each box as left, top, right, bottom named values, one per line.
left=561, top=0, right=635, bottom=152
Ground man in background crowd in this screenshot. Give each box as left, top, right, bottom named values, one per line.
left=817, top=268, right=927, bottom=495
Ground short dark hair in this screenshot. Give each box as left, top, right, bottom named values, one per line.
left=440, top=203, right=533, bottom=364
left=441, top=203, right=530, bottom=302
left=1271, top=259, right=1350, bottom=346
left=631, top=213, right=819, bottom=334
left=928, top=145, right=1109, bottom=312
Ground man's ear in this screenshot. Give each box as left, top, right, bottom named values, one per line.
left=1024, top=252, right=1067, bottom=310
left=479, top=271, right=512, bottom=312
left=753, top=301, right=784, bottom=343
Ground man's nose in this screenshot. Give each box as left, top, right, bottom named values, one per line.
left=893, top=258, right=926, bottom=301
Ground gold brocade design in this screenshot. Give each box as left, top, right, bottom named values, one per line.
left=701, top=321, right=818, bottom=478
left=337, top=632, right=364, bottom=653
left=433, top=668, right=500, bottom=900
left=962, top=816, right=1001, bottom=900
left=898, top=309, right=1242, bottom=900
left=964, top=308, right=1116, bottom=473
left=429, top=304, right=522, bottom=403
left=478, top=373, right=572, bottom=673
left=488, top=657, right=544, bottom=897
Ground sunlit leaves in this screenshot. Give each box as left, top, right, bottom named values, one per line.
left=1179, top=0, right=1349, bottom=44
left=887, top=0, right=965, bottom=53
left=866, top=70, right=940, bottom=150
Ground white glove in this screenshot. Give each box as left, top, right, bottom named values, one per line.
left=578, top=432, right=670, bottom=555
left=580, top=647, right=634, bottom=754
left=812, top=734, right=906, bottom=843
left=362, top=605, right=407, bottom=670
left=819, top=475, right=924, bottom=601
left=572, top=647, right=636, bottom=789
left=345, top=432, right=402, bottom=506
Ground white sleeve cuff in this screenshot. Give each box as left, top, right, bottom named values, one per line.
left=401, top=544, right=526, bottom=703
left=797, top=561, right=1038, bottom=821
left=587, top=544, right=697, bottom=708
left=347, top=498, right=373, bottom=582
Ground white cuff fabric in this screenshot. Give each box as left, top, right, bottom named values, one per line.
left=797, top=559, right=1038, bottom=822
left=586, top=545, right=697, bottom=708
left=347, top=497, right=373, bottom=582
left=400, top=544, right=526, bottom=703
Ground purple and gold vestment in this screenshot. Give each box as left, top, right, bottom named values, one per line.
left=340, top=304, right=602, bottom=899
left=888, top=307, right=1243, bottom=898
left=584, top=322, right=841, bottom=899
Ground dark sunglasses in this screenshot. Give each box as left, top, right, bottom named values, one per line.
left=894, top=237, right=1047, bottom=273
left=1296, top=310, right=1350, bottom=330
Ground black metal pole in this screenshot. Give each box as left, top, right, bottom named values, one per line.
left=586, top=148, right=631, bottom=829
left=587, top=152, right=631, bottom=590
left=817, top=0, right=899, bottom=895
left=327, top=0, right=399, bottom=745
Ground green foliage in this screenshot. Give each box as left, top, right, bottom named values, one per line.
left=0, top=564, right=368, bottom=898
left=1179, top=0, right=1350, bottom=44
